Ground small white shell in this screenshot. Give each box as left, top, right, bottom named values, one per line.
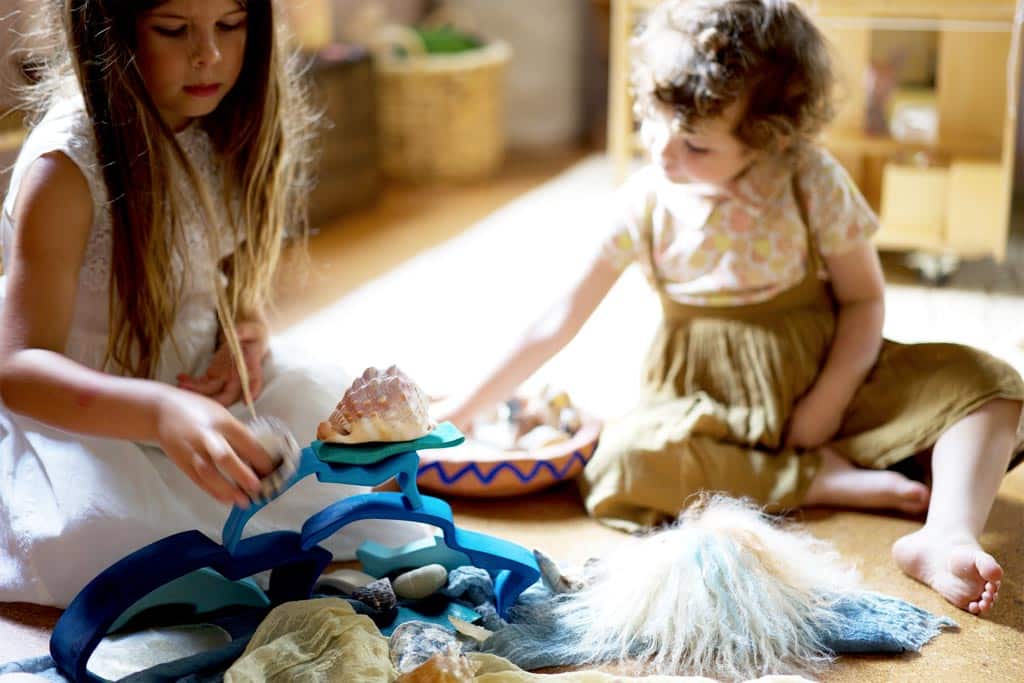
left=515, top=424, right=569, bottom=451
left=390, top=621, right=459, bottom=674
left=248, top=417, right=300, bottom=503
left=533, top=549, right=584, bottom=594
left=317, top=366, right=436, bottom=444
left=448, top=616, right=493, bottom=643
left=393, top=564, right=448, bottom=600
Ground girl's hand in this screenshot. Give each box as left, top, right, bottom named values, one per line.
left=155, top=387, right=276, bottom=506
left=178, top=319, right=269, bottom=407
left=431, top=395, right=477, bottom=436
left=786, top=387, right=844, bottom=450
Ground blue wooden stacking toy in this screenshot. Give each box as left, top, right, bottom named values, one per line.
left=51, top=422, right=541, bottom=682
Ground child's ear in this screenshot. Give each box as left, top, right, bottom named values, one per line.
left=767, top=133, right=794, bottom=157
left=778, top=136, right=794, bottom=155
left=738, top=140, right=761, bottom=162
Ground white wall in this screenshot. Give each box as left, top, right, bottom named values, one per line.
left=331, top=0, right=428, bottom=36
left=445, top=0, right=589, bottom=149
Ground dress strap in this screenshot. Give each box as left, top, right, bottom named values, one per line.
left=637, top=189, right=667, bottom=292
left=790, top=157, right=825, bottom=278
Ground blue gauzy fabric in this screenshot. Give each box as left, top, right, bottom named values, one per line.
left=446, top=571, right=956, bottom=671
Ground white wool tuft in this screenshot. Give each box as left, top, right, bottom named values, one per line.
left=554, top=496, right=860, bottom=680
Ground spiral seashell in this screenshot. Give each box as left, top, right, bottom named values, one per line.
left=350, top=577, right=398, bottom=612
left=317, top=365, right=436, bottom=444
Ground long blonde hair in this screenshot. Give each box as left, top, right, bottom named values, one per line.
left=17, top=0, right=318, bottom=399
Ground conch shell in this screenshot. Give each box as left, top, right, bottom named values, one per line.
left=317, top=365, right=436, bottom=443
left=395, top=644, right=478, bottom=682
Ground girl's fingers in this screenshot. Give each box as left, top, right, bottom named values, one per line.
left=166, top=444, right=226, bottom=502
left=181, top=371, right=228, bottom=396
left=247, top=368, right=264, bottom=400
left=182, top=339, right=267, bottom=402
left=201, top=432, right=262, bottom=496
left=221, top=419, right=276, bottom=476
left=190, top=451, right=250, bottom=506
left=236, top=320, right=266, bottom=342
left=244, top=350, right=268, bottom=398
left=212, top=374, right=242, bottom=407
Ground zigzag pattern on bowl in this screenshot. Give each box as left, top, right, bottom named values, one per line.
left=417, top=449, right=593, bottom=486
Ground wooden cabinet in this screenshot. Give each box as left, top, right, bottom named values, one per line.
left=946, top=161, right=1008, bottom=259
left=607, top=0, right=1023, bottom=264
left=878, top=164, right=950, bottom=249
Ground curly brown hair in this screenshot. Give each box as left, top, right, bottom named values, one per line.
left=631, top=0, right=834, bottom=153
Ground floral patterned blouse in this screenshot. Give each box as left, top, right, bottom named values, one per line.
left=601, top=146, right=878, bottom=306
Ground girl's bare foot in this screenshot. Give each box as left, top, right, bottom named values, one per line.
left=804, top=447, right=930, bottom=514
left=892, top=529, right=1003, bottom=614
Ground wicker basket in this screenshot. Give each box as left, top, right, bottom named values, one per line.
left=376, top=40, right=511, bottom=182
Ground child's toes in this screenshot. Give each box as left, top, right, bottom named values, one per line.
left=975, top=552, right=1003, bottom=583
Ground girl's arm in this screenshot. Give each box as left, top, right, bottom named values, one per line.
left=443, top=248, right=624, bottom=431
left=817, top=242, right=886, bottom=402
left=0, top=153, right=272, bottom=505
left=787, top=241, right=885, bottom=448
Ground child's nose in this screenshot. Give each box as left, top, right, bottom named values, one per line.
left=191, top=32, right=223, bottom=68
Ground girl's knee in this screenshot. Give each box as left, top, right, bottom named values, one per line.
left=977, top=398, right=1022, bottom=426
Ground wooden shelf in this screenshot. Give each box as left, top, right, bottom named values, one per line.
left=818, top=17, right=1013, bottom=32
left=822, top=129, right=1003, bottom=162
left=813, top=1, right=1016, bottom=21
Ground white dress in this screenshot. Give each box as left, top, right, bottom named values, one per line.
left=0, top=98, right=428, bottom=607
